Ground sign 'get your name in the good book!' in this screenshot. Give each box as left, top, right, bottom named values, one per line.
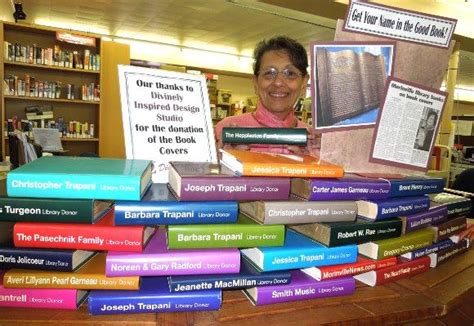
left=118, top=65, right=217, bottom=183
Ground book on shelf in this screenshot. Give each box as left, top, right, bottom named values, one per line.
left=221, top=127, right=308, bottom=145
left=400, top=239, right=454, bottom=260
left=220, top=149, right=344, bottom=178
left=13, top=209, right=156, bottom=252
left=168, top=257, right=291, bottom=292
left=302, top=256, right=397, bottom=281
left=354, top=256, right=431, bottom=286
left=0, top=246, right=97, bottom=272
left=168, top=161, right=290, bottom=201
left=289, top=218, right=403, bottom=247
left=6, top=156, right=153, bottom=200
left=0, top=179, right=112, bottom=223
left=106, top=228, right=240, bottom=277
left=428, top=238, right=470, bottom=268
left=239, top=197, right=357, bottom=225
left=429, top=192, right=472, bottom=218
left=166, top=214, right=285, bottom=249
left=244, top=270, right=355, bottom=306
left=0, top=273, right=88, bottom=309
left=3, top=253, right=139, bottom=290
left=356, top=195, right=430, bottom=221
left=400, top=205, right=447, bottom=234
left=358, top=228, right=434, bottom=260
left=114, top=183, right=238, bottom=225
left=429, top=216, right=467, bottom=242
left=88, top=277, right=222, bottom=315
left=241, top=229, right=357, bottom=272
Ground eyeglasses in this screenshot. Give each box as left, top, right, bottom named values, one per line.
left=257, top=67, right=303, bottom=81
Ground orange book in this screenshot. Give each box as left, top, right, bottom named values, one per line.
left=220, top=149, right=344, bottom=178
left=2, top=253, right=139, bottom=290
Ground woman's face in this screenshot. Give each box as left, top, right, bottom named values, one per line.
left=253, top=50, right=309, bottom=119
left=426, top=114, right=436, bottom=128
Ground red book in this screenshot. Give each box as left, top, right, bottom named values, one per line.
left=302, top=256, right=397, bottom=281
left=13, top=210, right=156, bottom=252
left=354, top=256, right=430, bottom=286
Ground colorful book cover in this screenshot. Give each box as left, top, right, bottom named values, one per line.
left=443, top=188, right=474, bottom=218
left=239, top=198, right=357, bottom=225
left=167, top=214, right=285, bottom=249
left=221, top=127, right=308, bottom=145
left=302, top=256, right=397, bottom=281
left=354, top=256, right=431, bottom=286
left=7, top=156, right=152, bottom=200
left=114, top=183, right=238, bottom=225
left=241, top=229, right=358, bottom=272
left=106, top=228, right=240, bottom=276
left=358, top=228, right=434, bottom=260
left=429, top=192, right=472, bottom=218
left=88, top=277, right=222, bottom=315
left=356, top=195, right=430, bottom=221
left=401, top=239, right=455, bottom=260
left=0, top=273, right=88, bottom=309
left=0, top=246, right=97, bottom=272
left=0, top=179, right=113, bottom=223
left=168, top=257, right=291, bottom=292
left=428, top=238, right=470, bottom=268
left=289, top=218, right=403, bottom=247
left=400, top=205, right=447, bottom=233
left=168, top=161, right=290, bottom=201
left=429, top=216, right=467, bottom=242
left=244, top=270, right=355, bottom=305
left=13, top=209, right=156, bottom=252
left=290, top=177, right=390, bottom=201
left=379, top=176, right=445, bottom=198
left=3, top=253, right=139, bottom=290
left=220, top=149, right=344, bottom=178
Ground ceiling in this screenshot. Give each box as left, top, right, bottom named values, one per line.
left=2, top=0, right=473, bottom=92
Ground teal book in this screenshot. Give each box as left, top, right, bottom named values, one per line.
left=166, top=214, right=285, bottom=249
left=7, top=156, right=152, bottom=200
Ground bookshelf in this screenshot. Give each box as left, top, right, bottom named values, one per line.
left=1, top=22, right=106, bottom=159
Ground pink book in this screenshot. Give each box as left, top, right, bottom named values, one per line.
left=106, top=228, right=241, bottom=276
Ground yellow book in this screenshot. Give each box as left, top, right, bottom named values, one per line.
left=2, top=253, right=139, bottom=290
left=220, top=149, right=344, bottom=178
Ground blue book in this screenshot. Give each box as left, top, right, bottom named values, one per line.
left=240, top=229, right=357, bottom=272
left=0, top=246, right=97, bottom=272
left=7, top=156, right=152, bottom=200
left=88, top=277, right=221, bottom=315
left=400, top=239, right=454, bottom=260
left=383, top=176, right=445, bottom=198
left=168, top=257, right=291, bottom=292
left=356, top=195, right=430, bottom=221
left=114, top=184, right=238, bottom=225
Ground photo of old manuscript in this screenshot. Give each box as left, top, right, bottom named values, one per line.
left=311, top=41, right=395, bottom=132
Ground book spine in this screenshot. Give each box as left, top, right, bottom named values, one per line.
left=0, top=248, right=75, bottom=271
left=401, top=239, right=454, bottom=260
left=7, top=174, right=142, bottom=200
left=375, top=257, right=430, bottom=285
left=114, top=201, right=238, bottom=225
left=444, top=200, right=472, bottom=218
left=88, top=290, right=222, bottom=315
left=249, top=276, right=355, bottom=305
left=0, top=286, right=82, bottom=309
left=388, top=179, right=444, bottom=197
left=429, top=239, right=470, bottom=267
left=431, top=216, right=467, bottom=242
left=306, top=180, right=390, bottom=201
left=376, top=196, right=430, bottom=220
left=167, top=224, right=285, bottom=249
left=221, top=127, right=308, bottom=145
left=3, top=270, right=139, bottom=290
left=0, top=198, right=95, bottom=223
left=178, top=177, right=290, bottom=201
left=374, top=229, right=434, bottom=259
left=403, top=206, right=447, bottom=233
left=13, top=222, right=151, bottom=252
left=241, top=163, right=344, bottom=178
left=105, top=250, right=241, bottom=276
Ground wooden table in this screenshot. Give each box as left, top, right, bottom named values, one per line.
left=0, top=250, right=473, bottom=325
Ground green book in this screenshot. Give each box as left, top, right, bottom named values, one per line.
left=289, top=218, right=403, bottom=247
left=222, top=127, right=307, bottom=145
left=358, top=228, right=434, bottom=260
left=166, top=214, right=285, bottom=249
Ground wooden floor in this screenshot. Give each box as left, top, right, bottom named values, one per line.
left=0, top=249, right=473, bottom=325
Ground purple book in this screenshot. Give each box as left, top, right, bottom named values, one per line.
left=106, top=228, right=241, bottom=276
left=243, top=270, right=355, bottom=305
left=401, top=205, right=448, bottom=233
left=168, top=161, right=290, bottom=201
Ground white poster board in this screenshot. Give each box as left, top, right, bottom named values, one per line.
left=118, top=65, right=217, bottom=183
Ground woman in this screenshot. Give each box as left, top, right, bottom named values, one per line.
left=214, top=36, right=319, bottom=155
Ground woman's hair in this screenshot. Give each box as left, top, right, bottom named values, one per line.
left=427, top=111, right=438, bottom=121
left=253, top=36, right=308, bottom=76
